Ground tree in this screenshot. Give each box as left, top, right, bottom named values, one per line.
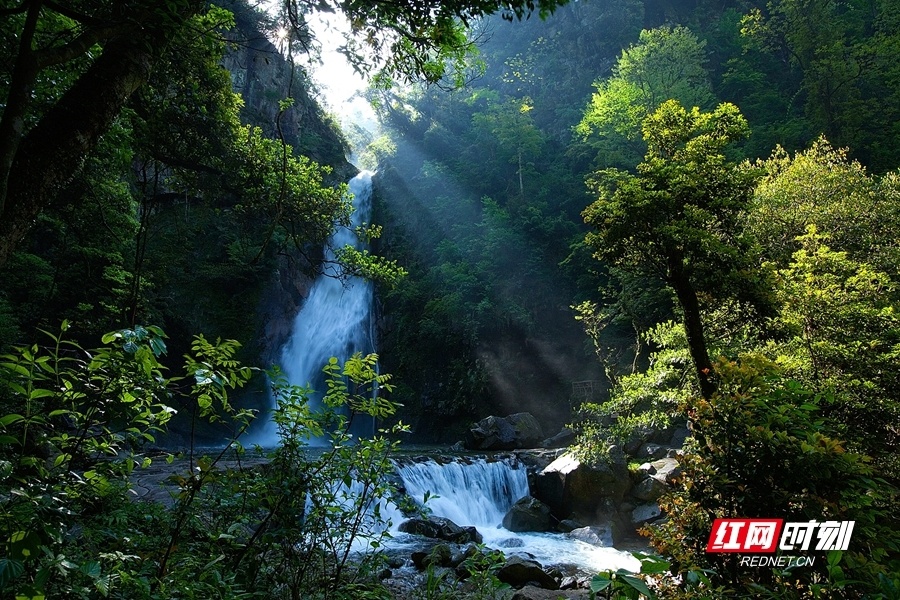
left=748, top=137, right=900, bottom=271
left=0, top=0, right=571, bottom=268
left=582, top=100, right=760, bottom=399
left=575, top=26, right=715, bottom=168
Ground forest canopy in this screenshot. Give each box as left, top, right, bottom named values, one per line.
left=1, top=0, right=899, bottom=596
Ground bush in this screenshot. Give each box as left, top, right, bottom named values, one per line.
left=646, top=356, right=900, bottom=598
left=0, top=324, right=407, bottom=599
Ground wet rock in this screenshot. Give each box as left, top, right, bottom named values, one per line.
left=497, top=556, right=559, bottom=590
left=465, top=413, right=543, bottom=450
left=511, top=586, right=589, bottom=599
left=567, top=525, right=613, bottom=547
left=557, top=518, right=582, bottom=533
left=502, top=496, right=554, bottom=532
left=398, top=517, right=483, bottom=544
left=560, top=576, right=579, bottom=590
left=377, top=568, right=392, bottom=580
left=498, top=537, right=526, bottom=548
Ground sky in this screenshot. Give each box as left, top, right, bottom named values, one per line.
left=303, top=13, right=379, bottom=145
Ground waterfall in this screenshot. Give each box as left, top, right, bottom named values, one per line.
left=256, top=171, right=376, bottom=446
left=390, top=457, right=641, bottom=573
left=394, top=458, right=529, bottom=529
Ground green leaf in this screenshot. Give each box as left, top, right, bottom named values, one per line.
left=79, top=561, right=101, bottom=579
left=0, top=414, right=25, bottom=427
left=590, top=574, right=613, bottom=593
left=0, top=559, right=25, bottom=588
left=618, top=574, right=655, bottom=598
left=636, top=553, right=670, bottom=574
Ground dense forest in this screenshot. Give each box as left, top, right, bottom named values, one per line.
left=0, top=0, right=899, bottom=597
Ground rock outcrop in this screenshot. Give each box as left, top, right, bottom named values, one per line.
left=497, top=556, right=559, bottom=590
left=533, top=449, right=630, bottom=520
left=502, top=496, right=554, bottom=532
left=465, top=412, right=544, bottom=450
left=398, top=517, right=482, bottom=544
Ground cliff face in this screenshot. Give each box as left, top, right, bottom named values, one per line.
left=221, top=1, right=355, bottom=182
left=218, top=1, right=357, bottom=367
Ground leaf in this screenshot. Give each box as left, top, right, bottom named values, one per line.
left=590, top=574, right=613, bottom=593
left=79, top=561, right=101, bottom=579
left=0, top=414, right=25, bottom=427
left=618, top=574, right=655, bottom=598
left=636, top=553, right=670, bottom=574
left=0, top=559, right=25, bottom=588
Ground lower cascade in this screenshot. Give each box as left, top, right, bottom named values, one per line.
left=388, top=457, right=640, bottom=573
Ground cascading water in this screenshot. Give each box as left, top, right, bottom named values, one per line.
left=390, top=457, right=641, bottom=573
left=397, top=459, right=529, bottom=530
left=254, top=171, right=377, bottom=446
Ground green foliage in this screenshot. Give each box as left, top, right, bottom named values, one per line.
left=583, top=99, right=757, bottom=299
left=575, top=321, right=690, bottom=463
left=646, top=357, right=900, bottom=596
left=749, top=138, right=900, bottom=272
left=0, top=322, right=251, bottom=598
left=576, top=26, right=716, bottom=168
left=590, top=552, right=670, bottom=599
left=0, top=323, right=410, bottom=599
left=767, top=227, right=900, bottom=476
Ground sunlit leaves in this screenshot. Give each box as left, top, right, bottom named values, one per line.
left=577, top=26, right=715, bottom=168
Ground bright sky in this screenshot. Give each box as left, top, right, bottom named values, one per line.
left=304, top=13, right=379, bottom=143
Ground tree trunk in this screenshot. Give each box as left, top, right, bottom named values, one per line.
left=0, top=2, right=202, bottom=268
left=667, top=251, right=716, bottom=400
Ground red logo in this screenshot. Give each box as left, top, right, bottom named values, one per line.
left=707, top=519, right=783, bottom=553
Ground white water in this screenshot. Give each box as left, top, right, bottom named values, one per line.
left=254, top=171, right=376, bottom=445
left=390, top=458, right=641, bottom=573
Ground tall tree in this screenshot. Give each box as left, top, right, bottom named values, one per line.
left=583, top=100, right=759, bottom=399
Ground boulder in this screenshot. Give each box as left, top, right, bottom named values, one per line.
left=567, top=525, right=613, bottom=547
left=533, top=450, right=630, bottom=519
left=557, top=518, right=582, bottom=533
left=669, top=426, right=690, bottom=448
left=623, top=427, right=654, bottom=456
left=502, top=496, right=554, bottom=532
left=497, top=556, right=559, bottom=590
left=498, top=537, right=526, bottom=548
left=631, top=503, right=662, bottom=525
left=650, top=457, right=682, bottom=484
left=636, top=443, right=669, bottom=460
left=398, top=517, right=483, bottom=544
left=465, top=413, right=543, bottom=450
left=632, top=476, right=667, bottom=502
left=541, top=428, right=576, bottom=449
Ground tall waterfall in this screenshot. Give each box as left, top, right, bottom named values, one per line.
left=257, top=171, right=376, bottom=446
